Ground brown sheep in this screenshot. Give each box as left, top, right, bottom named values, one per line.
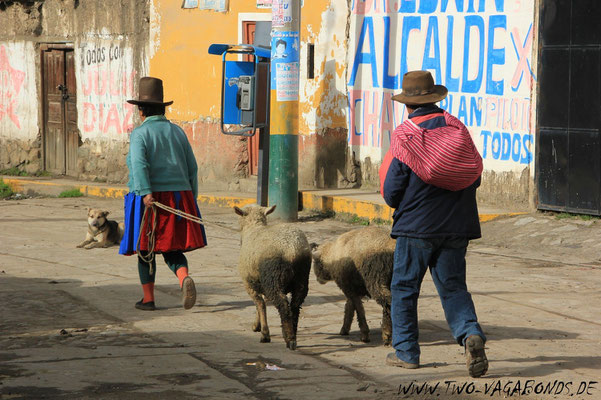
left=312, top=226, right=394, bottom=345
left=234, top=205, right=311, bottom=350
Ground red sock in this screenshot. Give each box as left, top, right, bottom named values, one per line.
left=176, top=267, right=189, bottom=288
left=142, top=283, right=155, bottom=303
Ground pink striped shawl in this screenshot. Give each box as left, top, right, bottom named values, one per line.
left=391, top=112, right=483, bottom=191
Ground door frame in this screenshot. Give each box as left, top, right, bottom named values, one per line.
left=239, top=13, right=271, bottom=176
left=40, top=43, right=76, bottom=175
left=237, top=12, right=271, bottom=52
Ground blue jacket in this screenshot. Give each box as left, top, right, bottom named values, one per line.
left=381, top=105, right=481, bottom=240
left=126, top=115, right=198, bottom=198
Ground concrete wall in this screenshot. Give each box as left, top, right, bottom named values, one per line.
left=0, top=40, right=40, bottom=174
left=148, top=1, right=275, bottom=191
left=150, top=0, right=537, bottom=206
left=0, top=41, right=39, bottom=140
left=0, top=0, right=148, bottom=181
left=346, top=0, right=537, bottom=206
left=148, top=0, right=357, bottom=191
left=1, top=0, right=539, bottom=207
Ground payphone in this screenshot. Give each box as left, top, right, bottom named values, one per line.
left=208, top=44, right=271, bottom=206
left=208, top=44, right=270, bottom=137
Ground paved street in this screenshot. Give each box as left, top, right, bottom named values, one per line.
left=1, top=197, right=600, bottom=399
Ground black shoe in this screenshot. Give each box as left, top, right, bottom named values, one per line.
left=465, top=335, right=488, bottom=378
left=386, top=352, right=419, bottom=369
left=135, top=299, right=156, bottom=311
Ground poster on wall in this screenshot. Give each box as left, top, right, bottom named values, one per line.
left=257, top=0, right=271, bottom=8
left=271, top=0, right=292, bottom=27
left=257, top=0, right=302, bottom=9
left=346, top=1, right=536, bottom=170
left=181, top=0, right=199, bottom=8
left=198, top=0, right=228, bottom=12
left=271, top=31, right=299, bottom=101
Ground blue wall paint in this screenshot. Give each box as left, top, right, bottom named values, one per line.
left=461, top=15, right=485, bottom=93
left=481, top=130, right=532, bottom=164
left=349, top=16, right=379, bottom=88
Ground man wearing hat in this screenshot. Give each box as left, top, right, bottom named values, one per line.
left=379, top=71, right=488, bottom=377
left=119, top=77, right=207, bottom=312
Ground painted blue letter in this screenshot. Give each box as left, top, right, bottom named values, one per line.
left=486, top=14, right=505, bottom=95
left=501, top=132, right=511, bottom=160
left=462, top=15, right=485, bottom=93
left=521, top=134, right=532, bottom=164
left=400, top=16, right=422, bottom=79
left=418, top=0, right=438, bottom=13
left=399, top=0, right=416, bottom=12
left=511, top=133, right=521, bottom=162
left=458, top=95, right=468, bottom=124
left=445, top=16, right=460, bottom=92
left=480, top=130, right=491, bottom=158
left=491, top=131, right=501, bottom=159
left=470, top=97, right=482, bottom=126
left=383, top=16, right=399, bottom=90
left=348, top=16, right=379, bottom=88
left=422, top=16, right=442, bottom=84
left=479, top=0, right=504, bottom=12
left=441, top=0, right=464, bottom=12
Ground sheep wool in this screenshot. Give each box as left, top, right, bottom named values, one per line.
left=234, top=205, right=311, bottom=350
left=312, top=226, right=395, bottom=345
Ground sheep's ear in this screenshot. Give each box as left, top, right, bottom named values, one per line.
left=234, top=206, right=247, bottom=216
left=264, top=205, right=276, bottom=216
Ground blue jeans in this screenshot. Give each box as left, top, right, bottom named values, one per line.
left=391, top=236, right=485, bottom=364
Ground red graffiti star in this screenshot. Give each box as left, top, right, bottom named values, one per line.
left=0, top=45, right=26, bottom=129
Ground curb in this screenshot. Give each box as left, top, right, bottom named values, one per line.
left=2, top=177, right=521, bottom=222
left=300, top=191, right=393, bottom=222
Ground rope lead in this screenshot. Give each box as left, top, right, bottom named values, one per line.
left=135, top=200, right=238, bottom=273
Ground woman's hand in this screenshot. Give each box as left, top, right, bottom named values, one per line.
left=143, top=194, right=155, bottom=207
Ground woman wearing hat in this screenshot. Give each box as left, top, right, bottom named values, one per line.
left=380, top=71, right=488, bottom=378
left=119, top=77, right=207, bottom=311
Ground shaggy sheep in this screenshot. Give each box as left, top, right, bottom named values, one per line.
left=312, top=226, right=394, bottom=345
left=234, top=204, right=312, bottom=350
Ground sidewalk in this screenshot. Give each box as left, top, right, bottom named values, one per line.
left=1, top=175, right=524, bottom=223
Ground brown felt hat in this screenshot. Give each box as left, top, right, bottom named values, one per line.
left=392, top=70, right=448, bottom=105
left=127, top=77, right=173, bottom=106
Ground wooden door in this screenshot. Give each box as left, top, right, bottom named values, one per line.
left=65, top=51, right=78, bottom=175
left=243, top=21, right=260, bottom=176
left=43, top=48, right=78, bottom=176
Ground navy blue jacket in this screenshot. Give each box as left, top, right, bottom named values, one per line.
left=382, top=105, right=481, bottom=240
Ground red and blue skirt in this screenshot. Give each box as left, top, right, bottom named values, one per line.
left=119, top=191, right=207, bottom=256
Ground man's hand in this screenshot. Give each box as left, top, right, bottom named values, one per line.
left=143, top=194, right=155, bottom=207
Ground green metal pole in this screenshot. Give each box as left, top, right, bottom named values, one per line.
left=269, top=0, right=300, bottom=221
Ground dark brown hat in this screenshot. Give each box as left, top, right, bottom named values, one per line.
left=127, top=77, right=173, bottom=106
left=392, top=70, right=448, bottom=105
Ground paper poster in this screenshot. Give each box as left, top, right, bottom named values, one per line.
left=271, top=31, right=299, bottom=101
left=181, top=0, right=198, bottom=8
left=271, top=31, right=299, bottom=62
left=258, top=0, right=301, bottom=9
left=198, top=0, right=228, bottom=12
left=271, top=0, right=292, bottom=27
left=275, top=63, right=299, bottom=101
